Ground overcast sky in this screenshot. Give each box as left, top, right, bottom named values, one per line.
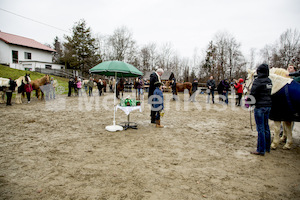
left=0, top=0, right=299, bottom=60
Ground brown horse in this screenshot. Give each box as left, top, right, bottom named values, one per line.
left=31, top=75, right=50, bottom=100
left=94, top=79, right=107, bottom=93
left=165, top=81, right=192, bottom=96
left=116, top=78, right=125, bottom=99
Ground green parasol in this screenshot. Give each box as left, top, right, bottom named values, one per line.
left=89, top=61, right=143, bottom=132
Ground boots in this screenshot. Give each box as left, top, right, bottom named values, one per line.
left=156, top=120, right=164, bottom=128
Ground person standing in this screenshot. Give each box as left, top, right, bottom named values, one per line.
left=153, top=82, right=164, bottom=128
left=206, top=76, right=216, bottom=104
left=24, top=81, right=33, bottom=103
left=88, top=77, right=94, bottom=96
left=68, top=78, right=73, bottom=97
left=222, top=79, right=230, bottom=104
left=97, top=79, right=104, bottom=96
left=50, top=77, right=56, bottom=99
left=234, top=78, right=244, bottom=106
left=77, top=78, right=82, bottom=96
left=137, top=77, right=144, bottom=100
left=190, top=79, right=198, bottom=102
left=169, top=72, right=177, bottom=101
left=148, top=68, right=164, bottom=124
left=249, top=64, right=273, bottom=156
left=6, top=78, right=17, bottom=106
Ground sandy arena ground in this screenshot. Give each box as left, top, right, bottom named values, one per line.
left=0, top=91, right=299, bottom=200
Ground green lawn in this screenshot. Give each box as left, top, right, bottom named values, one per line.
left=0, top=65, right=69, bottom=94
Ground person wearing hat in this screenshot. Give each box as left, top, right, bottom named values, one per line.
left=152, top=81, right=164, bottom=128
left=234, top=78, right=244, bottom=106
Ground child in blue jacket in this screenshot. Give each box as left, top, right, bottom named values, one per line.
left=153, top=82, right=164, bottom=128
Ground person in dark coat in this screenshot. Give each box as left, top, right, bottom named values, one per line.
left=169, top=72, right=177, bottom=101
left=6, top=78, right=17, bottom=106
left=222, top=79, right=230, bottom=104
left=148, top=68, right=164, bottom=123
left=190, top=79, right=198, bottom=102
left=97, top=79, right=104, bottom=96
left=249, top=64, right=273, bottom=156
left=207, top=76, right=216, bottom=104
left=68, top=78, right=74, bottom=97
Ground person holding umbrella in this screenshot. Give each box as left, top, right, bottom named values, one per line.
left=148, top=68, right=164, bottom=124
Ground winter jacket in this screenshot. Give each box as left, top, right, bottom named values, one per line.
left=24, top=83, right=33, bottom=93
left=8, top=79, right=17, bottom=92
left=207, top=79, right=216, bottom=90
left=250, top=64, right=272, bottom=108
left=222, top=80, right=230, bottom=91
left=289, top=70, right=300, bottom=83
left=192, top=81, right=198, bottom=92
left=153, top=87, right=164, bottom=110
left=234, top=78, right=244, bottom=94
left=76, top=81, right=82, bottom=89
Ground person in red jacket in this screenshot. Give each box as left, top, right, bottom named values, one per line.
left=24, top=82, right=33, bottom=103
left=234, top=78, right=244, bottom=106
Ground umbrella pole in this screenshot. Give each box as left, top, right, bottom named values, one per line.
left=113, top=72, right=117, bottom=126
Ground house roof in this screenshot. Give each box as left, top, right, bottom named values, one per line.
left=0, top=31, right=55, bottom=52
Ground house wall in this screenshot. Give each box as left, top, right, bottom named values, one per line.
left=0, top=40, right=10, bottom=65
left=0, top=41, right=64, bottom=71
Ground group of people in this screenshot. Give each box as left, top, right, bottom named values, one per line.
left=206, top=76, right=244, bottom=106
left=4, top=76, right=56, bottom=106
left=68, top=78, right=83, bottom=97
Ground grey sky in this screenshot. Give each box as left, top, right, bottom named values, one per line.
left=0, top=0, right=299, bottom=59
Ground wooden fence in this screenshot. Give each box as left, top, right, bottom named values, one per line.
left=35, top=68, right=83, bottom=79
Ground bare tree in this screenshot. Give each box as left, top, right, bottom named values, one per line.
left=157, top=42, right=174, bottom=70
left=139, top=43, right=158, bottom=72
left=278, top=28, right=300, bottom=68
left=107, top=26, right=137, bottom=62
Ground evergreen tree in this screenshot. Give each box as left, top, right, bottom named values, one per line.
left=62, top=19, right=100, bottom=76
left=53, top=36, right=64, bottom=64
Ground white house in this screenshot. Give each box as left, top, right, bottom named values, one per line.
left=0, top=31, right=64, bottom=71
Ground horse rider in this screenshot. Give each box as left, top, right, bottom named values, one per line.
left=148, top=68, right=164, bottom=124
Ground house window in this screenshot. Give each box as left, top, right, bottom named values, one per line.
left=12, top=50, right=18, bottom=63
left=45, top=65, right=52, bottom=69
left=24, top=52, right=32, bottom=60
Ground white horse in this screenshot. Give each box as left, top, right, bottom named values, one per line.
left=244, top=68, right=297, bottom=150
left=0, top=77, right=10, bottom=103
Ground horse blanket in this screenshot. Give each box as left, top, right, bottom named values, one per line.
left=269, top=80, right=300, bottom=122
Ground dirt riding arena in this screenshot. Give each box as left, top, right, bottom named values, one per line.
left=0, top=91, right=299, bottom=200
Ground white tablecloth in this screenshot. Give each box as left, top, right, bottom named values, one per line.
left=116, top=105, right=142, bottom=115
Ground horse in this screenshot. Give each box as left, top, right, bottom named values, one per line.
left=244, top=68, right=300, bottom=150
left=165, top=81, right=192, bottom=96
left=15, top=74, right=31, bottom=104
left=116, top=78, right=125, bottom=99
left=94, top=79, right=107, bottom=93
left=0, top=77, right=10, bottom=103
left=31, top=75, right=50, bottom=100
